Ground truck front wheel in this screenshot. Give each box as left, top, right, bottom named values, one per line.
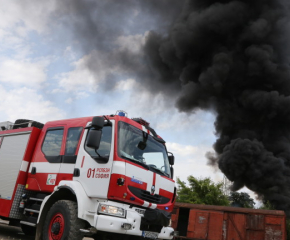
left=42, top=200, right=85, bottom=240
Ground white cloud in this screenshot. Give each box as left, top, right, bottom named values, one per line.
left=0, top=1, right=58, bottom=60
left=0, top=85, right=65, bottom=123
left=0, top=1, right=57, bottom=34
left=76, top=91, right=89, bottom=99
left=56, top=33, right=147, bottom=95
left=166, top=142, right=223, bottom=183
left=166, top=142, right=199, bottom=157
left=0, top=58, right=48, bottom=87
left=115, top=78, right=136, bottom=91
left=57, top=53, right=99, bottom=94
left=63, top=46, right=77, bottom=61
left=65, top=98, right=73, bottom=104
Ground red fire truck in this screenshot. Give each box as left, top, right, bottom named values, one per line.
left=0, top=111, right=176, bottom=240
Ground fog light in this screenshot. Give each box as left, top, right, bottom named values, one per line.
left=121, top=223, right=132, bottom=230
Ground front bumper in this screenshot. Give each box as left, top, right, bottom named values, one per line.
left=93, top=201, right=174, bottom=239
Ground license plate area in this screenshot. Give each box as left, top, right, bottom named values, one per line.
left=142, top=231, right=158, bottom=239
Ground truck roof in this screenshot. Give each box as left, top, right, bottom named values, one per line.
left=44, top=115, right=147, bottom=130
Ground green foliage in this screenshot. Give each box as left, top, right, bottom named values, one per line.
left=259, top=200, right=275, bottom=210
left=286, top=219, right=290, bottom=240
left=176, top=175, right=230, bottom=206
left=229, top=192, right=255, bottom=208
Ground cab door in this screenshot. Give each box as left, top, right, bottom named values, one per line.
left=28, top=125, right=66, bottom=192
left=73, top=120, right=114, bottom=198
left=58, top=126, right=83, bottom=183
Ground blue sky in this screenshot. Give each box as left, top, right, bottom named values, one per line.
left=0, top=1, right=237, bottom=192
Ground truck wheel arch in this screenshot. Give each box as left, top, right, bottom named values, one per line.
left=35, top=187, right=77, bottom=239
left=35, top=182, right=92, bottom=240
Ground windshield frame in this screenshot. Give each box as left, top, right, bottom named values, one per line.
left=117, top=121, right=171, bottom=178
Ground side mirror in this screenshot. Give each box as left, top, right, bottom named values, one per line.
left=86, top=129, right=102, bottom=150
left=138, top=141, right=147, bottom=150
left=170, top=166, right=174, bottom=179
left=138, top=131, right=148, bottom=150
left=92, top=116, right=104, bottom=130
left=168, top=152, right=174, bottom=165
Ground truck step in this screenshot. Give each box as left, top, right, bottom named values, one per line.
left=28, top=203, right=41, bottom=211
left=35, top=193, right=48, bottom=199
left=24, top=216, right=37, bottom=224
left=29, top=197, right=43, bottom=202
left=24, top=208, right=39, bottom=214
left=20, top=221, right=36, bottom=227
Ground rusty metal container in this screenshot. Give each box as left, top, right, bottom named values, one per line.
left=172, top=202, right=287, bottom=240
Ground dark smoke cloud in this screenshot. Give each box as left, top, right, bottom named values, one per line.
left=55, top=0, right=185, bottom=50
left=51, top=0, right=185, bottom=92
left=144, top=0, right=290, bottom=214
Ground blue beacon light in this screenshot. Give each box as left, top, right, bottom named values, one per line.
left=116, top=110, right=127, bottom=117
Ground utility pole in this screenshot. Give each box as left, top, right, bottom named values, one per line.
left=223, top=175, right=231, bottom=196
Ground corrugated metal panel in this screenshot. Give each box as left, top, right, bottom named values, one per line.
left=246, top=214, right=264, bottom=230
left=171, top=206, right=179, bottom=230
left=246, top=230, right=264, bottom=239
left=225, top=213, right=246, bottom=240
left=192, top=211, right=209, bottom=239
left=172, top=203, right=286, bottom=240
left=265, top=225, right=283, bottom=240
left=266, top=216, right=283, bottom=225
left=207, top=211, right=224, bottom=240
left=0, top=133, right=30, bottom=199
left=186, top=209, right=196, bottom=238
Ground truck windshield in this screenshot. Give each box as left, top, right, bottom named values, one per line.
left=118, top=122, right=171, bottom=178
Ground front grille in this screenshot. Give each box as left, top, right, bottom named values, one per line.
left=128, top=186, right=170, bottom=204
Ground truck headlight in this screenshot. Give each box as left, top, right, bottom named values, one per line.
left=98, top=204, right=126, bottom=218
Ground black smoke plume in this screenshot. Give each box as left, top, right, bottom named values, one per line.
left=144, top=0, right=290, bottom=214
left=51, top=0, right=185, bottom=91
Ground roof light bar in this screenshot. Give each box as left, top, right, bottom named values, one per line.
left=116, top=110, right=128, bottom=117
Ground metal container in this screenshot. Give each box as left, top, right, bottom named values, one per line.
left=172, top=202, right=286, bottom=240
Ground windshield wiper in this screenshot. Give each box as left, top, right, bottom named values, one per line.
left=148, top=165, right=169, bottom=177
left=121, top=155, right=149, bottom=170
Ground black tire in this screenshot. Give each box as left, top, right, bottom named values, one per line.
left=21, top=224, right=36, bottom=236
left=42, top=200, right=85, bottom=240
left=13, top=119, right=44, bottom=129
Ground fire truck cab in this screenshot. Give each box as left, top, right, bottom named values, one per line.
left=0, top=111, right=176, bottom=240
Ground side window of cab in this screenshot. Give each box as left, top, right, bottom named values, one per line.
left=63, top=127, right=83, bottom=163
left=65, top=127, right=83, bottom=156
left=42, top=128, right=64, bottom=163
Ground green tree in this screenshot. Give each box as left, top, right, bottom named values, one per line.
left=258, top=200, right=274, bottom=210
left=229, top=192, right=255, bottom=208
left=176, top=175, right=230, bottom=206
